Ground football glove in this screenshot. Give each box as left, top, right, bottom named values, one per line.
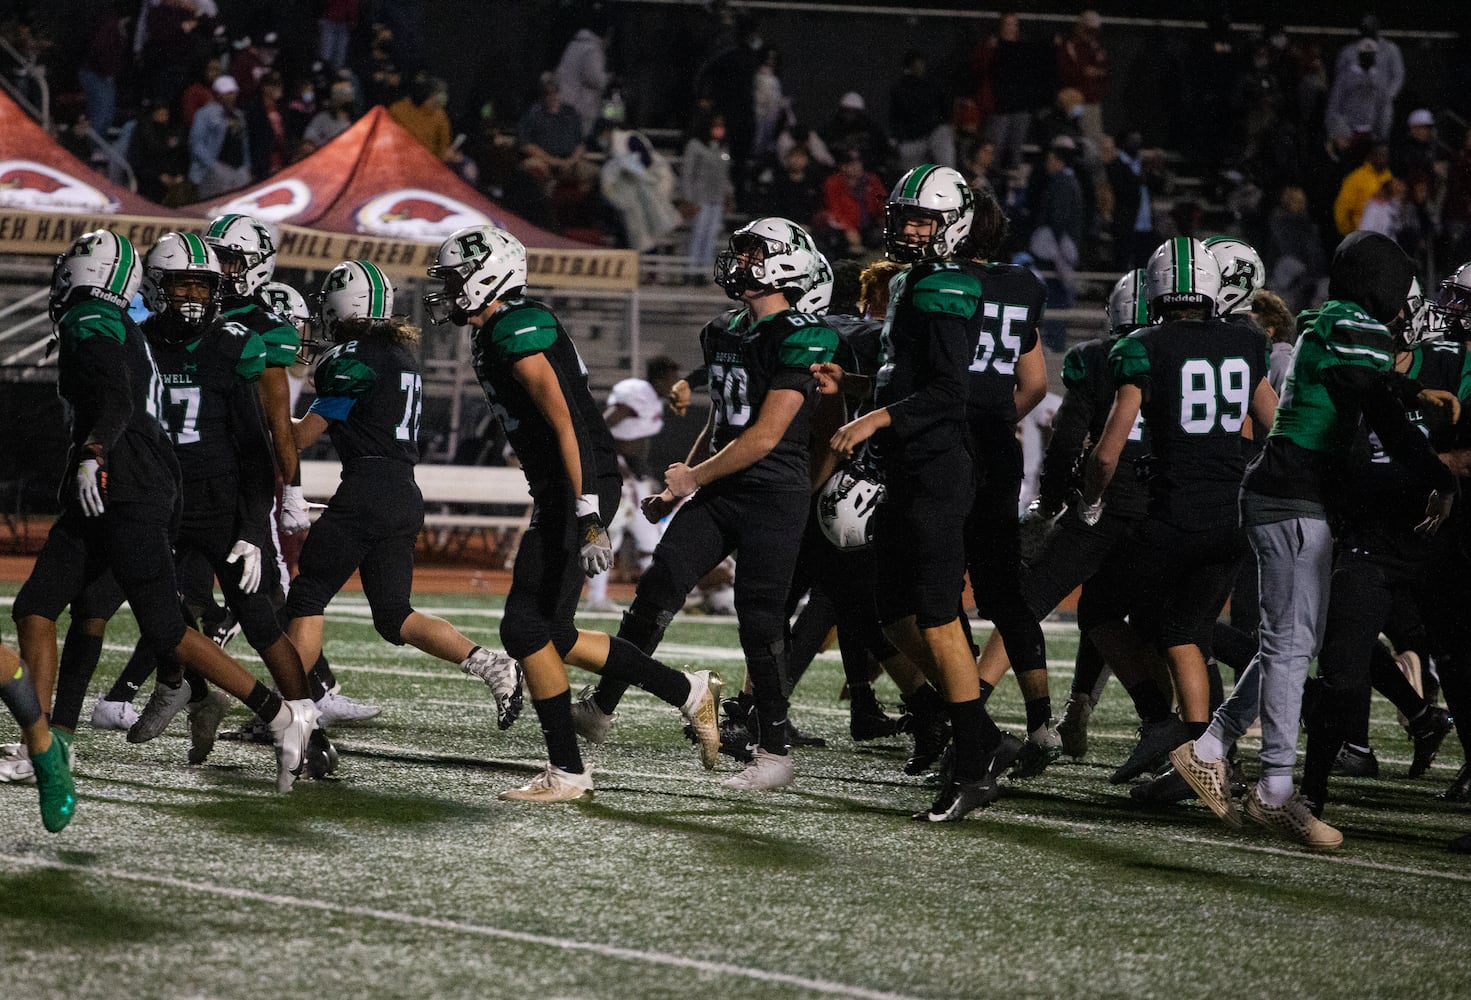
left=76, top=450, right=105, bottom=517
left=576, top=494, right=613, bottom=577
left=1416, top=489, right=1454, bottom=537
left=1018, top=497, right=1067, bottom=564
left=226, top=540, right=263, bottom=594
left=1078, top=496, right=1106, bottom=527
left=280, top=485, right=311, bottom=534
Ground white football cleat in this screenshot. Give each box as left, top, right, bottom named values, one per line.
left=570, top=685, right=615, bottom=744
left=270, top=699, right=321, bottom=792
left=90, top=696, right=139, bottom=731
left=460, top=646, right=524, bottom=730
left=0, top=738, right=75, bottom=784
left=315, top=684, right=382, bottom=725
left=722, top=747, right=795, bottom=791
left=498, top=764, right=593, bottom=802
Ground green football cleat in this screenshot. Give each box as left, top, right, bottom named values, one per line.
left=32, top=733, right=77, bottom=833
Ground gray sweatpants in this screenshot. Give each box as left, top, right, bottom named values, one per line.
left=1204, top=516, right=1333, bottom=777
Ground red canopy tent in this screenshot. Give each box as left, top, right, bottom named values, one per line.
left=183, top=107, right=635, bottom=290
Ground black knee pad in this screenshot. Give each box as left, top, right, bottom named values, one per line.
left=372, top=606, right=412, bottom=646
left=500, top=612, right=550, bottom=662
left=618, top=600, right=675, bottom=655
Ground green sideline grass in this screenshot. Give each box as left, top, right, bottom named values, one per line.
left=1, top=589, right=1469, bottom=999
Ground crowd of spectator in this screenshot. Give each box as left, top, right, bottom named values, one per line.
left=4, top=3, right=1470, bottom=317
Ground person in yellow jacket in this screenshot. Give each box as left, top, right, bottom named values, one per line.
left=1334, top=142, right=1391, bottom=235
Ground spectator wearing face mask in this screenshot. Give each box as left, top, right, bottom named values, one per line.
left=1333, top=15, right=1404, bottom=109
left=1325, top=38, right=1395, bottom=144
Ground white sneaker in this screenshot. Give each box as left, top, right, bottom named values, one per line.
left=498, top=764, right=593, bottom=802
left=571, top=685, right=615, bottom=744
left=315, top=684, right=382, bottom=725
left=460, top=646, right=524, bottom=730
left=128, top=680, right=193, bottom=744
left=186, top=690, right=231, bottom=765
left=722, top=747, right=794, bottom=791
left=0, top=738, right=75, bottom=784
left=90, top=696, right=139, bottom=731
left=681, top=670, right=723, bottom=770
left=270, top=699, right=320, bottom=792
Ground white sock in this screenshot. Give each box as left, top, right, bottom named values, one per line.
left=1194, top=730, right=1225, bottom=763
left=1256, top=774, right=1294, bottom=806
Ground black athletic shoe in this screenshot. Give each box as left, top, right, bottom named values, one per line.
left=1110, top=717, right=1191, bottom=784
left=780, top=720, right=826, bottom=748
left=912, top=775, right=1000, bottom=822
left=1129, top=767, right=1195, bottom=804
left=849, top=690, right=901, bottom=741
left=1409, top=706, right=1455, bottom=779
left=1450, top=832, right=1471, bottom=854
left=987, top=733, right=1025, bottom=780
left=304, top=728, right=338, bottom=779
left=1332, top=745, right=1380, bottom=779
left=1226, top=755, right=1249, bottom=800
left=904, top=719, right=951, bottom=776
left=1443, top=763, right=1471, bottom=803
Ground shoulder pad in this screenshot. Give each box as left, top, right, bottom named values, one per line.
left=490, top=304, right=558, bottom=356
left=910, top=264, right=982, bottom=317
left=62, top=301, right=129, bottom=344
left=1107, top=332, right=1151, bottom=384
left=314, top=351, right=377, bottom=398
left=777, top=314, right=839, bottom=367
left=1061, top=341, right=1100, bottom=390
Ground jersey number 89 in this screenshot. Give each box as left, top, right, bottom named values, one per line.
left=1179, top=357, right=1250, bottom=434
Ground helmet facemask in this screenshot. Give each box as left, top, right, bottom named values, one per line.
left=715, top=230, right=781, bottom=299
left=1434, top=280, right=1471, bottom=341
left=884, top=204, right=948, bottom=263
left=424, top=263, right=472, bottom=325
left=159, top=272, right=221, bottom=339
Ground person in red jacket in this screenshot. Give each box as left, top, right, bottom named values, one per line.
left=822, top=149, right=887, bottom=256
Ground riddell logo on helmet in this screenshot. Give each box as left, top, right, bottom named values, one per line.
left=355, top=189, right=492, bottom=239
left=0, top=160, right=117, bottom=212
left=214, top=179, right=313, bottom=221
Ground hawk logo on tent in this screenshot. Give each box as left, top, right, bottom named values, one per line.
left=214, top=179, right=312, bottom=222
left=0, top=160, right=117, bottom=213
left=355, top=188, right=491, bottom=240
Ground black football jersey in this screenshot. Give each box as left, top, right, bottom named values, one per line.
left=700, top=306, right=838, bottom=493
left=1109, top=317, right=1268, bottom=526
left=966, top=261, right=1044, bottom=423
left=55, top=298, right=178, bottom=506
left=144, top=316, right=267, bottom=482
left=220, top=295, right=300, bottom=369
left=471, top=297, right=617, bottom=493
left=874, top=259, right=987, bottom=471
left=309, top=334, right=422, bottom=467
left=1041, top=336, right=1150, bottom=517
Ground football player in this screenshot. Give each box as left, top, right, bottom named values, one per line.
left=423, top=226, right=726, bottom=801
left=283, top=261, right=532, bottom=771
left=115, top=233, right=319, bottom=767
left=1080, top=238, right=1277, bottom=785
left=818, top=165, right=1020, bottom=821
left=577, top=217, right=838, bottom=792
left=11, top=231, right=318, bottom=793
left=1170, top=232, right=1457, bottom=849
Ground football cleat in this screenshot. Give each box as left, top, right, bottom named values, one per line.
left=1111, top=717, right=1191, bottom=784
left=304, top=728, right=339, bottom=779
left=914, top=775, right=999, bottom=822
left=128, top=679, right=193, bottom=744
left=1443, top=763, right=1471, bottom=803
left=780, top=719, right=827, bottom=748
left=499, top=764, right=593, bottom=802
left=220, top=715, right=274, bottom=745
left=460, top=646, right=524, bottom=730
left=89, top=696, right=139, bottom=731
left=205, top=609, right=241, bottom=650
left=1331, top=745, right=1380, bottom=779
left=680, top=670, right=723, bottom=770
left=849, top=688, right=901, bottom=742
left=271, top=699, right=320, bottom=792
left=903, top=711, right=951, bottom=776
left=1128, top=767, right=1195, bottom=804
left=1408, top=706, right=1454, bottom=779
left=1010, top=723, right=1063, bottom=779
left=186, top=690, right=231, bottom=765
left=721, top=747, right=795, bottom=791
left=0, top=742, right=34, bottom=783
left=315, top=684, right=382, bottom=726
left=571, top=685, right=616, bottom=744
left=1056, top=693, right=1094, bottom=759
left=31, top=734, right=77, bottom=833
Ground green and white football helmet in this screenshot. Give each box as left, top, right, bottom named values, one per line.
left=142, top=232, right=224, bottom=335
left=884, top=164, right=974, bottom=263
left=204, top=213, right=277, bottom=297
left=1106, top=268, right=1149, bottom=336
left=1204, top=235, right=1265, bottom=315
left=49, top=229, right=142, bottom=321
left=1144, top=237, right=1221, bottom=320
left=715, top=216, right=820, bottom=303
left=319, top=260, right=394, bottom=340
left=425, top=225, right=527, bottom=325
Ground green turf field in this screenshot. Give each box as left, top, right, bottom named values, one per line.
left=2, top=590, right=1469, bottom=999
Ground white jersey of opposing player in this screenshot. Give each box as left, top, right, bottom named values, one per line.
left=606, top=377, right=664, bottom=442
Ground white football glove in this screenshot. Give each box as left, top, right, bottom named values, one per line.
left=1078, top=496, right=1106, bottom=527
left=226, top=539, right=263, bottom=594
left=576, top=493, right=613, bottom=577
left=280, top=484, right=311, bottom=534
left=1018, top=497, right=1066, bottom=564
left=76, top=455, right=105, bottom=517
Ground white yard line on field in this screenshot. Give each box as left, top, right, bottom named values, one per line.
left=0, top=852, right=924, bottom=1000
